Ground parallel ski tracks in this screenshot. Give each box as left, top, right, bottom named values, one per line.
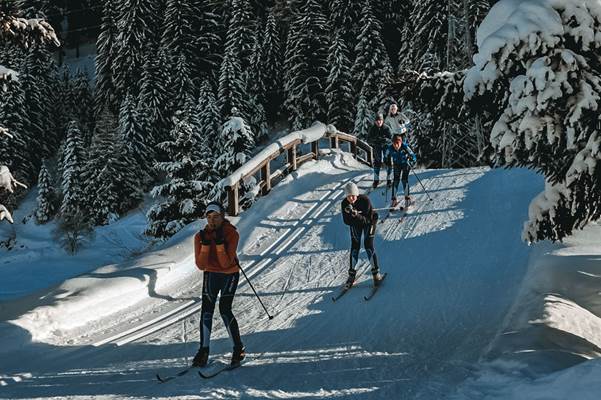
left=92, top=174, right=370, bottom=347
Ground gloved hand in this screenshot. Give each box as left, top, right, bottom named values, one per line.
left=345, top=205, right=359, bottom=217
left=198, top=230, right=211, bottom=245
left=386, top=179, right=392, bottom=188
left=214, top=226, right=225, bottom=245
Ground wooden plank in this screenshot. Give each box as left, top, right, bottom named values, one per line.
left=261, top=163, right=271, bottom=195
left=227, top=183, right=240, bottom=216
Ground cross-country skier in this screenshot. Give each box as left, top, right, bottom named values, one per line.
left=384, top=102, right=412, bottom=141
left=366, top=113, right=393, bottom=188
left=384, top=133, right=417, bottom=209
left=192, top=202, right=245, bottom=367
left=340, top=182, right=384, bottom=288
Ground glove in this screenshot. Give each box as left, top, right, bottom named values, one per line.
left=214, top=226, right=225, bottom=245
left=198, top=230, right=211, bottom=245
left=386, top=179, right=392, bottom=188
left=345, top=205, right=358, bottom=217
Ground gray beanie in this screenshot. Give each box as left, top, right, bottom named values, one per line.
left=344, top=182, right=359, bottom=196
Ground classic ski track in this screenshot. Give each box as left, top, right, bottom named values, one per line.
left=94, top=174, right=370, bottom=347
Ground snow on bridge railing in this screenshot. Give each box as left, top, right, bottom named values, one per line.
left=217, top=122, right=373, bottom=216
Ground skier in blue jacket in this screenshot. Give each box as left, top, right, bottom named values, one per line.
left=384, top=133, right=417, bottom=209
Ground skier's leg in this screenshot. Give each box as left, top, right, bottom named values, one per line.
left=218, top=272, right=243, bottom=348
left=401, top=165, right=410, bottom=197
left=363, top=224, right=380, bottom=275
left=392, top=165, right=402, bottom=202
left=347, top=226, right=362, bottom=285
left=373, top=147, right=382, bottom=184
left=200, top=272, right=219, bottom=348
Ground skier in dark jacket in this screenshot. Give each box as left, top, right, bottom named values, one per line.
left=384, top=133, right=417, bottom=209
left=340, top=182, right=383, bottom=288
left=366, top=113, right=393, bottom=188
left=192, top=201, right=245, bottom=368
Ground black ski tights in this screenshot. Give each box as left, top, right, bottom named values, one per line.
left=200, top=271, right=242, bottom=348
left=349, top=224, right=379, bottom=275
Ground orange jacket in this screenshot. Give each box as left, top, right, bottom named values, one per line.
left=194, top=221, right=240, bottom=274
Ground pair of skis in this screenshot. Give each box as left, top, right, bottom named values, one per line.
left=331, top=273, right=387, bottom=302
left=156, top=359, right=241, bottom=383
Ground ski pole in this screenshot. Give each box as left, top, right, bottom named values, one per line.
left=237, top=261, right=274, bottom=320
left=410, top=165, right=433, bottom=202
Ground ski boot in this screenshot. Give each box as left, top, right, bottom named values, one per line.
left=404, top=196, right=412, bottom=209
left=192, top=346, right=210, bottom=367
left=344, top=270, right=357, bottom=290
left=372, top=272, right=384, bottom=287
left=390, top=197, right=400, bottom=210
left=231, top=344, right=246, bottom=366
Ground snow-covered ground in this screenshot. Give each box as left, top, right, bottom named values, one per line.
left=1, top=150, right=600, bottom=399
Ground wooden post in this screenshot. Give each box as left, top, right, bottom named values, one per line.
left=261, top=162, right=271, bottom=195
left=227, top=183, right=240, bottom=216
left=367, top=146, right=373, bottom=166
left=351, top=141, right=357, bottom=157
left=330, top=135, right=339, bottom=149
left=288, top=145, right=297, bottom=171
left=311, top=141, right=319, bottom=160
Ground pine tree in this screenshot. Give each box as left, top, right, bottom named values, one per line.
left=94, top=0, right=119, bottom=114
left=195, top=0, right=224, bottom=79
left=229, top=0, right=256, bottom=72
left=146, top=111, right=212, bottom=238
left=169, top=54, right=195, bottom=118
left=353, top=90, right=373, bottom=139
left=0, top=79, right=31, bottom=178
left=283, top=0, right=329, bottom=130
left=329, top=0, right=361, bottom=57
left=326, top=31, right=354, bottom=133
left=35, top=160, right=55, bottom=224
left=213, top=115, right=255, bottom=177
left=351, top=0, right=393, bottom=110
left=258, top=10, right=283, bottom=121
left=138, top=48, right=170, bottom=146
left=118, top=93, right=153, bottom=186
left=70, top=71, right=94, bottom=146
left=412, top=0, right=448, bottom=70
left=160, top=0, right=198, bottom=73
left=112, top=0, right=160, bottom=99
left=60, top=121, right=86, bottom=217
left=217, top=11, right=249, bottom=120
left=196, top=80, right=222, bottom=154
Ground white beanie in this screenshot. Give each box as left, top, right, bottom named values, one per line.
left=344, top=182, right=359, bottom=197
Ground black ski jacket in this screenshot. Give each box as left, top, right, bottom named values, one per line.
left=366, top=124, right=392, bottom=149
left=341, top=194, right=375, bottom=228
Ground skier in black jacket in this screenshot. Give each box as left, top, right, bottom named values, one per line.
left=340, top=182, right=383, bottom=288
left=366, top=113, right=393, bottom=188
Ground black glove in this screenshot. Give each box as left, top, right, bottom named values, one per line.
left=214, top=226, right=225, bottom=245
left=345, top=205, right=358, bottom=217
left=198, top=230, right=211, bottom=245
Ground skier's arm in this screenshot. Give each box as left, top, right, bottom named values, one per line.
left=194, top=232, right=211, bottom=270
left=384, top=147, right=392, bottom=177
left=216, top=228, right=239, bottom=269
left=403, top=143, right=417, bottom=164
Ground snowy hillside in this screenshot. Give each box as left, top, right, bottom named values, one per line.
left=7, top=151, right=600, bottom=399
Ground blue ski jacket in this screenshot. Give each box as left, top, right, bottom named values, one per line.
left=384, top=142, right=416, bottom=168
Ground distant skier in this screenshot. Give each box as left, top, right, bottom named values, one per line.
left=384, top=102, right=412, bottom=141
left=340, top=182, right=384, bottom=288
left=193, top=202, right=245, bottom=367
left=366, top=113, right=393, bottom=188
left=384, top=133, right=417, bottom=209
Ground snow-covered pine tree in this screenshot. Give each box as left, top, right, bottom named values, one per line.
left=351, top=0, right=392, bottom=111
left=283, top=0, right=329, bottom=131
left=213, top=114, right=255, bottom=178
left=169, top=54, right=195, bottom=119
left=146, top=111, right=211, bottom=238
left=326, top=31, right=354, bottom=133
left=196, top=80, right=222, bottom=154
left=60, top=120, right=86, bottom=218
left=138, top=48, right=170, bottom=147
left=195, top=0, right=224, bottom=80
left=329, top=0, right=361, bottom=59
left=118, top=93, right=153, bottom=187
left=0, top=2, right=58, bottom=224
left=160, top=0, right=197, bottom=75
left=94, top=0, right=118, bottom=115
left=217, top=10, right=249, bottom=121
left=258, top=10, right=283, bottom=121
left=353, top=90, right=373, bottom=140
left=35, top=159, right=55, bottom=223
left=0, top=78, right=31, bottom=178
left=412, top=0, right=449, bottom=71
left=465, top=0, right=490, bottom=58
left=230, top=0, right=256, bottom=71
left=464, top=0, right=601, bottom=242
left=112, top=0, right=160, bottom=100
left=70, top=70, right=94, bottom=146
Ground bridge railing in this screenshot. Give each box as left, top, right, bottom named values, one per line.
left=217, top=122, right=373, bottom=216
